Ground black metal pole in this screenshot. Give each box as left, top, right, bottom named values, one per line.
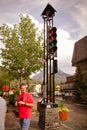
left=41, top=3, right=57, bottom=104
left=46, top=19, right=49, bottom=103
left=50, top=58, right=51, bottom=102
left=43, top=18, right=46, bottom=103
left=53, top=57, right=55, bottom=103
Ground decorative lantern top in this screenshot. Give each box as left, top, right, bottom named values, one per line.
left=41, top=3, right=56, bottom=18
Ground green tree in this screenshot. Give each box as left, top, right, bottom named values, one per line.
left=73, top=67, right=87, bottom=103
left=0, top=15, right=43, bottom=83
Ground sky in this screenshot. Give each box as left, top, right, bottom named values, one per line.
left=0, top=0, right=87, bottom=75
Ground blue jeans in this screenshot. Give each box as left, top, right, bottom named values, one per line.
left=20, top=118, right=31, bottom=130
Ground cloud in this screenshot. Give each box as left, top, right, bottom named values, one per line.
left=57, top=29, right=76, bottom=74
left=53, top=0, right=87, bottom=39
left=59, top=56, right=76, bottom=74
left=58, top=29, right=76, bottom=58
left=0, top=12, right=76, bottom=74
left=71, top=3, right=87, bottom=38
left=23, top=14, right=76, bottom=75
left=28, top=14, right=76, bottom=75
left=0, top=0, right=86, bottom=75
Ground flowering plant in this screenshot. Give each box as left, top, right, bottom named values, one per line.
left=58, top=100, right=69, bottom=112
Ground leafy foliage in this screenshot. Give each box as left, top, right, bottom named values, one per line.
left=0, top=15, right=43, bottom=82
left=0, top=67, right=11, bottom=90
left=9, top=89, right=19, bottom=106
left=58, top=100, right=69, bottom=112
left=73, top=67, right=87, bottom=103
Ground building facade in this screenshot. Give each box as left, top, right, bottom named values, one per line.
left=72, top=36, right=87, bottom=84
left=60, top=36, right=87, bottom=93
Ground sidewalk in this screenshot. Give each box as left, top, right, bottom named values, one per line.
left=5, top=100, right=87, bottom=130
left=5, top=111, right=74, bottom=130
left=30, top=112, right=74, bottom=130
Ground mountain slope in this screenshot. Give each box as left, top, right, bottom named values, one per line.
left=32, top=69, right=70, bottom=83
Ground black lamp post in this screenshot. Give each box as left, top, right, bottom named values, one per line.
left=39, top=4, right=58, bottom=130
left=41, top=3, right=57, bottom=103
left=41, top=3, right=56, bottom=17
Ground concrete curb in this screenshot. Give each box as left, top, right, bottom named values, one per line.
left=62, top=123, right=74, bottom=130
left=62, top=121, right=79, bottom=130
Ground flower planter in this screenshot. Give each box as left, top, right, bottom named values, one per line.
left=59, top=111, right=68, bottom=121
